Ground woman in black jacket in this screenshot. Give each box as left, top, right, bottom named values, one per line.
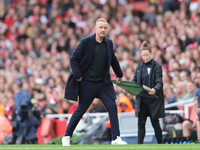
left=125, top=41, right=165, bottom=144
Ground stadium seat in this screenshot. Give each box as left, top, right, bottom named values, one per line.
left=36, top=117, right=55, bottom=144
left=54, top=119, right=68, bottom=137
left=131, top=1, right=148, bottom=13
left=188, top=105, right=198, bottom=121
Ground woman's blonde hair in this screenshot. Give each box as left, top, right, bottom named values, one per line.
left=176, top=81, right=187, bottom=102
left=140, top=41, right=151, bottom=53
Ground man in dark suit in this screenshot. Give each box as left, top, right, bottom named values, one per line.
left=62, top=18, right=127, bottom=146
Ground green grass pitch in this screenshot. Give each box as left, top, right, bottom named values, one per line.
left=0, top=144, right=200, bottom=150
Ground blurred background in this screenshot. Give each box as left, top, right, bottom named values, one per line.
left=0, top=0, right=200, bottom=145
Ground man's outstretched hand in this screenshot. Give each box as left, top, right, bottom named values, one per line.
left=116, top=77, right=122, bottom=84
left=123, top=89, right=129, bottom=94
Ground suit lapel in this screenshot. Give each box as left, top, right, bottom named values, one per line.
left=105, top=38, right=110, bottom=67
left=89, top=34, right=96, bottom=60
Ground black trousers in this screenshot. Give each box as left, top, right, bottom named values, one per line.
left=138, top=100, right=163, bottom=144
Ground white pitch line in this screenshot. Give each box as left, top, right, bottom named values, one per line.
left=1, top=146, right=200, bottom=149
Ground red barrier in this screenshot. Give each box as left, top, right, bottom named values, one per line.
left=36, top=118, right=55, bottom=144
left=36, top=118, right=68, bottom=144
left=188, top=105, right=198, bottom=121
left=36, top=122, right=44, bottom=144
left=54, top=119, right=68, bottom=137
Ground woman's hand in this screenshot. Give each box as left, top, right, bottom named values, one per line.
left=148, top=88, right=156, bottom=95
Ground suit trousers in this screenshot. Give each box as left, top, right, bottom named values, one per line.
left=65, top=79, right=120, bottom=140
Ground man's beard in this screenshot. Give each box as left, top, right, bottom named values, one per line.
left=98, top=32, right=105, bottom=38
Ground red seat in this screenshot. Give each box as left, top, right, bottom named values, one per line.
left=132, top=1, right=148, bottom=13
left=36, top=118, right=68, bottom=144
left=54, top=119, right=68, bottom=137
left=188, top=105, right=198, bottom=121
left=36, top=123, right=44, bottom=144
left=36, top=117, right=55, bottom=144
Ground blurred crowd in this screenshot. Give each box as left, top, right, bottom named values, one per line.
left=0, top=0, right=200, bottom=140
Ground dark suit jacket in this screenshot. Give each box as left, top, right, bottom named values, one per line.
left=133, top=59, right=165, bottom=119
left=64, top=34, right=123, bottom=101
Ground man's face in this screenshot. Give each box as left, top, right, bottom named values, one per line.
left=120, top=103, right=127, bottom=111
left=95, top=21, right=108, bottom=39
left=38, top=100, right=47, bottom=107
left=186, top=82, right=196, bottom=93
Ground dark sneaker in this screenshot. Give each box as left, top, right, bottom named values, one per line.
left=195, top=140, right=200, bottom=144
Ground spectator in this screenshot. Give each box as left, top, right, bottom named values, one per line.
left=179, top=70, right=190, bottom=82
left=183, top=80, right=197, bottom=101
left=164, top=86, right=178, bottom=110
left=172, top=75, right=181, bottom=87
left=60, top=99, right=71, bottom=114
left=0, top=104, right=12, bottom=144
left=36, top=93, right=49, bottom=117
left=117, top=94, right=135, bottom=113
left=163, top=0, right=180, bottom=15
left=195, top=72, right=200, bottom=88
left=142, top=5, right=157, bottom=27
left=182, top=97, right=200, bottom=143
left=175, top=81, right=187, bottom=102
left=192, top=50, right=200, bottom=66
